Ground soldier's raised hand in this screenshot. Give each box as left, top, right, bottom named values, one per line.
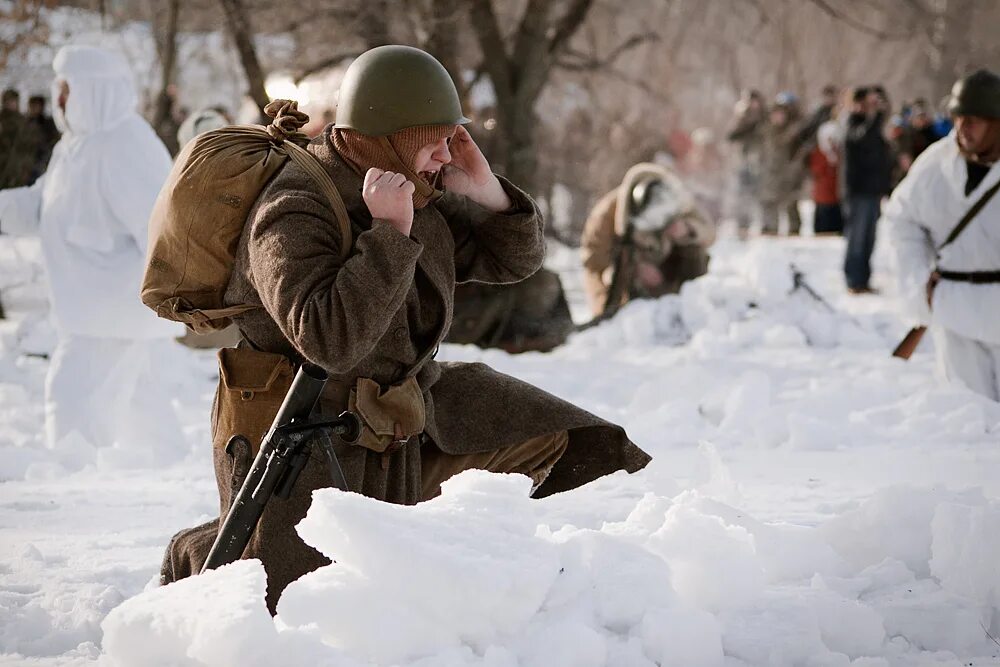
left=442, top=126, right=512, bottom=212
left=363, top=168, right=415, bottom=236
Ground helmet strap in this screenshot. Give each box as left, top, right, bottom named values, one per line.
left=376, top=136, right=444, bottom=204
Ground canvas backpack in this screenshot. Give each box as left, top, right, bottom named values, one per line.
left=142, top=99, right=351, bottom=333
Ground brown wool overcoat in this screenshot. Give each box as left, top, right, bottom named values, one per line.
left=162, top=127, right=651, bottom=612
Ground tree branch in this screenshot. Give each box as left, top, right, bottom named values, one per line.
left=467, top=0, right=513, bottom=102
left=547, top=0, right=594, bottom=55
left=294, top=50, right=365, bottom=83
left=512, top=0, right=550, bottom=68
left=556, top=31, right=660, bottom=71
left=805, top=0, right=914, bottom=40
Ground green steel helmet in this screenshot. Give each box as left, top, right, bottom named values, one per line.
left=948, top=69, right=1000, bottom=119
left=334, top=45, right=470, bottom=136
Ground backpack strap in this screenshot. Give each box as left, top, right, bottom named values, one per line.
left=937, top=176, right=1000, bottom=252
left=284, top=140, right=353, bottom=264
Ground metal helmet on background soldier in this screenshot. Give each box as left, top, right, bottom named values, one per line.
left=948, top=69, right=1000, bottom=119
left=625, top=164, right=692, bottom=231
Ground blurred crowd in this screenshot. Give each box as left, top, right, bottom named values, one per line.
left=726, top=85, right=950, bottom=236
left=0, top=88, right=61, bottom=189
left=724, top=84, right=951, bottom=293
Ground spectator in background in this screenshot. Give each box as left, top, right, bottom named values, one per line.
left=843, top=85, right=892, bottom=294
left=934, top=95, right=955, bottom=138
left=797, top=84, right=839, bottom=152
left=896, top=99, right=941, bottom=176
left=682, top=126, right=725, bottom=222
left=759, top=92, right=807, bottom=236
left=726, top=89, right=766, bottom=238
left=0, top=89, right=39, bottom=189
left=810, top=119, right=844, bottom=235
left=25, top=95, right=60, bottom=184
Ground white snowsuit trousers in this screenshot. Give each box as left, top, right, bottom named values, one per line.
left=46, top=336, right=184, bottom=463
left=933, top=327, right=1000, bottom=402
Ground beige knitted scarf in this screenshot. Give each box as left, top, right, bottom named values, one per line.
left=332, top=124, right=456, bottom=209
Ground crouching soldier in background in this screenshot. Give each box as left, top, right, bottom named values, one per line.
left=581, top=162, right=715, bottom=320
left=886, top=69, right=1000, bottom=401
left=160, top=46, right=651, bottom=612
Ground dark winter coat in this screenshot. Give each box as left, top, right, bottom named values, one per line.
left=162, top=126, right=651, bottom=612
left=0, top=109, right=39, bottom=189
left=845, top=112, right=893, bottom=197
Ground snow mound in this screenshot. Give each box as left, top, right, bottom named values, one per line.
left=98, top=472, right=1000, bottom=666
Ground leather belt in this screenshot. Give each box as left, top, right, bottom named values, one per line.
left=937, top=269, right=1000, bottom=284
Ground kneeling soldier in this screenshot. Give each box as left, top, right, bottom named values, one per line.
left=161, top=45, right=651, bottom=612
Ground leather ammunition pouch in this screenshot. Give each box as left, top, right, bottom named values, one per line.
left=347, top=376, right=426, bottom=455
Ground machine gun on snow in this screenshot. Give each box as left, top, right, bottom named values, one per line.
left=789, top=263, right=837, bottom=313
left=788, top=263, right=866, bottom=332
left=201, top=363, right=361, bottom=573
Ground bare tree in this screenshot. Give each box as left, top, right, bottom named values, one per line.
left=218, top=0, right=268, bottom=118
left=0, top=1, right=51, bottom=72
left=151, top=0, right=181, bottom=154
left=466, top=0, right=598, bottom=193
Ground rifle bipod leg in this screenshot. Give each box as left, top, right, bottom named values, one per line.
left=314, top=430, right=349, bottom=491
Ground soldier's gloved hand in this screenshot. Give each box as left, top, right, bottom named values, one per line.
left=442, top=126, right=512, bottom=212
left=363, top=168, right=415, bottom=237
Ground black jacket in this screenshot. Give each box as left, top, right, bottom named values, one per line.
left=845, top=112, right=892, bottom=196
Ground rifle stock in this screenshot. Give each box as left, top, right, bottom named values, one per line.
left=201, top=363, right=358, bottom=573
left=892, top=326, right=927, bottom=360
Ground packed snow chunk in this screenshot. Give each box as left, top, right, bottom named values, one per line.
left=645, top=496, right=765, bottom=611
left=740, top=243, right=795, bottom=301
left=930, top=500, right=1000, bottom=606
left=718, top=371, right=772, bottom=433
left=804, top=654, right=851, bottom=667
left=787, top=413, right=849, bottom=451
left=808, top=588, right=886, bottom=657
left=101, top=559, right=280, bottom=667
left=604, top=636, right=658, bottom=667
left=820, top=486, right=987, bottom=577
left=761, top=323, right=808, bottom=347
left=718, top=592, right=827, bottom=666
left=603, top=492, right=675, bottom=539
left=864, top=579, right=989, bottom=654
left=542, top=526, right=675, bottom=632
left=279, top=470, right=560, bottom=664
left=684, top=495, right=848, bottom=583
left=513, top=615, right=608, bottom=667
left=639, top=606, right=724, bottom=667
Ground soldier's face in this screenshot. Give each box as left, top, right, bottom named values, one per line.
left=57, top=81, right=69, bottom=112
left=412, top=130, right=455, bottom=180
left=955, top=115, right=993, bottom=154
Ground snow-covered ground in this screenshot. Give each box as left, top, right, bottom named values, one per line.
left=2, top=224, right=1000, bottom=666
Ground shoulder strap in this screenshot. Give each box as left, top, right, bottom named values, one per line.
left=283, top=140, right=353, bottom=263
left=938, top=176, right=1000, bottom=252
